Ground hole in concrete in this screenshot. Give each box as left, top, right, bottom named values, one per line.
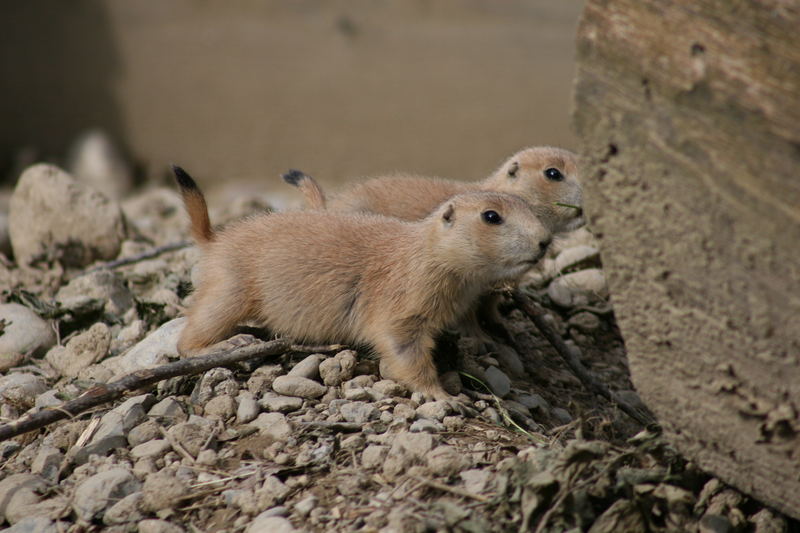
left=691, top=42, right=705, bottom=55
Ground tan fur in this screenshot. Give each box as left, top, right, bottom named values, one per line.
left=292, top=173, right=327, bottom=211
left=289, top=146, right=584, bottom=234
left=183, top=188, right=214, bottom=244
left=285, top=147, right=583, bottom=347
left=176, top=170, right=551, bottom=398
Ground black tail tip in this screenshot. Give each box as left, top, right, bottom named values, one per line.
left=282, top=169, right=308, bottom=186
left=171, top=164, right=198, bottom=190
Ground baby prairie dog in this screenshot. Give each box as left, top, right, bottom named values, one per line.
left=173, top=166, right=552, bottom=399
left=283, top=146, right=584, bottom=234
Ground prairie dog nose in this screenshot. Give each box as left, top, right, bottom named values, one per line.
left=539, top=238, right=552, bottom=252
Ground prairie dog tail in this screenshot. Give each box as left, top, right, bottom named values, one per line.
left=282, top=169, right=327, bottom=210
left=172, top=165, right=214, bottom=245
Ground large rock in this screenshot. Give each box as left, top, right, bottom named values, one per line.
left=0, top=303, right=56, bottom=357
left=8, top=163, right=126, bottom=267
left=573, top=0, right=800, bottom=518
left=72, top=468, right=141, bottom=522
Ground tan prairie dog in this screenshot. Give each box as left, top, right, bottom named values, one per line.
left=282, top=146, right=584, bottom=234
left=172, top=166, right=552, bottom=399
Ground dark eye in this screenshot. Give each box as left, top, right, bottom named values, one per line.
left=544, top=168, right=564, bottom=181
left=481, top=210, right=503, bottom=225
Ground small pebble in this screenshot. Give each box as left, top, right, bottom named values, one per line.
left=339, top=401, right=378, bottom=424
left=131, top=439, right=171, bottom=460
left=272, top=375, right=327, bottom=399
left=416, top=400, right=450, bottom=421
left=362, top=445, right=389, bottom=469
left=246, top=515, right=296, bottom=533
left=426, top=445, right=472, bottom=476
left=484, top=366, right=512, bottom=398
left=204, top=394, right=237, bottom=420
left=259, top=393, right=304, bottom=413
left=294, top=494, right=318, bottom=518
left=250, top=413, right=292, bottom=442
left=410, top=419, right=443, bottom=433
left=287, top=354, right=324, bottom=379
left=551, top=407, right=573, bottom=424
left=237, top=391, right=260, bottom=424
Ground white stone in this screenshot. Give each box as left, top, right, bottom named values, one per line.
left=554, top=245, right=600, bottom=274
left=0, top=373, right=48, bottom=407
left=0, top=303, right=56, bottom=357
left=548, top=268, right=608, bottom=307
left=68, top=129, right=133, bottom=200
left=287, top=353, right=323, bottom=379
left=236, top=391, right=260, bottom=423
left=272, top=375, right=326, bottom=399
left=131, top=439, right=172, bottom=460
left=245, top=515, right=296, bottom=533
left=426, top=445, right=472, bottom=476
left=46, top=322, right=111, bottom=378
left=250, top=413, right=292, bottom=442
left=111, top=318, right=184, bottom=378
left=72, top=468, right=140, bottom=522
left=416, top=400, right=451, bottom=421
left=258, top=393, right=303, bottom=413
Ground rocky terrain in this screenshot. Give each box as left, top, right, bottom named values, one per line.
left=0, top=142, right=796, bottom=532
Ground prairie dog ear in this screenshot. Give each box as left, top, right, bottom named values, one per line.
left=507, top=161, right=519, bottom=178
left=441, top=203, right=455, bottom=226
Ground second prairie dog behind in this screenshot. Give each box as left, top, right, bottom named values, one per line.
left=283, top=146, right=584, bottom=235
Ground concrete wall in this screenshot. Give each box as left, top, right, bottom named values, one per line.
left=0, top=0, right=583, bottom=196
left=573, top=0, right=800, bottom=519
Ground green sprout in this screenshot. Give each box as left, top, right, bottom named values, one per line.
left=459, top=371, right=547, bottom=444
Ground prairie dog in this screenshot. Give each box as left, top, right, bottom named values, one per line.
left=283, top=146, right=584, bottom=234
left=173, top=166, right=552, bottom=399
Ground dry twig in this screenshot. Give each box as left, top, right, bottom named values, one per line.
left=510, top=290, right=658, bottom=429
left=77, top=240, right=192, bottom=277
left=0, top=337, right=290, bottom=441
left=410, top=476, right=489, bottom=503
left=289, top=343, right=348, bottom=353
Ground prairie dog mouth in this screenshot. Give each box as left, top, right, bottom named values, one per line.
left=520, top=249, right=547, bottom=266
left=563, top=215, right=586, bottom=232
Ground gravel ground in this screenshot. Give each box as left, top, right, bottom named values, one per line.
left=0, top=156, right=796, bottom=533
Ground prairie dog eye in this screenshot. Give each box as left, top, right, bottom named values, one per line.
left=544, top=168, right=564, bottom=181
left=507, top=162, right=519, bottom=178
left=481, top=210, right=503, bottom=225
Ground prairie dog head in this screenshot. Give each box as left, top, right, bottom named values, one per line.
left=426, top=192, right=552, bottom=283
left=483, top=146, right=584, bottom=233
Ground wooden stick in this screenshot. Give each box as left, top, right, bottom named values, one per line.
left=0, top=338, right=290, bottom=441
left=510, top=290, right=658, bottom=429
left=409, top=476, right=489, bottom=503
left=78, top=240, right=192, bottom=277
left=289, top=343, right=348, bottom=353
